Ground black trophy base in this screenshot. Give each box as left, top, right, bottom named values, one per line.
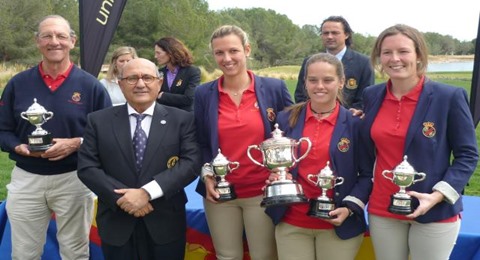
left=260, top=194, right=307, bottom=208
left=215, top=185, right=237, bottom=202
left=27, top=134, right=53, bottom=152
left=307, top=199, right=336, bottom=219
left=388, top=195, right=413, bottom=215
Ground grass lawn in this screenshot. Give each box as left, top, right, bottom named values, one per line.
left=0, top=69, right=478, bottom=199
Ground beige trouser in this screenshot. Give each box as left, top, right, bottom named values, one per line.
left=203, top=195, right=278, bottom=260
left=369, top=214, right=461, bottom=260
left=275, top=222, right=364, bottom=260
left=6, top=166, right=95, bottom=260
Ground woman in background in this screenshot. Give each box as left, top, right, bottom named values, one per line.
left=154, top=37, right=200, bottom=112
left=100, top=46, right=137, bottom=106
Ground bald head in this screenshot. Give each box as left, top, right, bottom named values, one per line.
left=119, top=58, right=163, bottom=113
left=120, top=58, right=158, bottom=78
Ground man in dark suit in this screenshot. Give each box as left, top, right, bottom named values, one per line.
left=294, top=16, right=374, bottom=111
left=77, top=58, right=201, bottom=260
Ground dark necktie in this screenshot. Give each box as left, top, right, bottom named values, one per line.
left=132, top=113, right=147, bottom=173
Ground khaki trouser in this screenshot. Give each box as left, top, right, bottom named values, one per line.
left=204, top=195, right=278, bottom=260
left=275, top=222, right=364, bottom=260
left=6, top=166, right=94, bottom=260
left=369, top=214, right=461, bottom=260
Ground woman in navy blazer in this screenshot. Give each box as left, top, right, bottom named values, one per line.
left=154, top=37, right=200, bottom=112
left=362, top=24, right=478, bottom=260
left=195, top=25, right=293, bottom=260
left=266, top=53, right=372, bottom=260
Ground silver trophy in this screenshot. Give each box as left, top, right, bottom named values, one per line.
left=247, top=123, right=312, bottom=207
left=203, top=148, right=240, bottom=201
left=382, top=155, right=426, bottom=215
left=20, top=98, right=54, bottom=151
left=307, top=161, right=344, bottom=219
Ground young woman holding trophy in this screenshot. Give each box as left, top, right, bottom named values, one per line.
left=266, top=53, right=373, bottom=260
left=361, top=24, right=478, bottom=260
left=194, top=25, right=293, bottom=260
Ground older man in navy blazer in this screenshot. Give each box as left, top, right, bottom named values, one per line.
left=77, top=58, right=200, bottom=260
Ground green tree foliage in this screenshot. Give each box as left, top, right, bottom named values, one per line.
left=0, top=0, right=476, bottom=70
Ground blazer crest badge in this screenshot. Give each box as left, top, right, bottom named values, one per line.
left=346, top=78, right=358, bottom=89
left=422, top=122, right=436, bottom=138
left=337, top=138, right=350, bottom=152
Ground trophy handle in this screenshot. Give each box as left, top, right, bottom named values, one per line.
left=307, top=174, right=318, bottom=185
left=247, top=145, right=265, bottom=167
left=382, top=170, right=394, bottom=181
left=335, top=176, right=344, bottom=187
left=43, top=111, right=54, bottom=121
left=228, top=161, right=240, bottom=172
left=413, top=172, right=427, bottom=184
left=20, top=112, right=28, bottom=120
left=293, top=137, right=312, bottom=163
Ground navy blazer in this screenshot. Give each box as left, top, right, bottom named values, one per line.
left=157, top=65, right=201, bottom=111
left=266, top=104, right=373, bottom=240
left=77, top=103, right=201, bottom=246
left=194, top=74, right=293, bottom=197
left=294, top=48, right=374, bottom=109
left=361, top=78, right=478, bottom=223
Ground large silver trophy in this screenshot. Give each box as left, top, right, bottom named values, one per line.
left=20, top=98, right=54, bottom=151
left=203, top=148, right=240, bottom=201
left=382, top=155, right=426, bottom=215
left=307, top=161, right=344, bottom=219
left=247, top=123, right=312, bottom=207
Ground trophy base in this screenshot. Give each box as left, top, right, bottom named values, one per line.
left=27, top=134, right=53, bottom=152
left=215, top=185, right=237, bottom=202
left=307, top=199, right=336, bottom=219
left=261, top=181, right=307, bottom=207
left=261, top=194, right=307, bottom=208
left=388, top=195, right=413, bottom=215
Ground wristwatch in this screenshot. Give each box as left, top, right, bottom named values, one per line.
left=347, top=207, right=354, bottom=217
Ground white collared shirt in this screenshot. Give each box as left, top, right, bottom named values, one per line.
left=127, top=102, right=163, bottom=200
left=328, top=46, right=347, bottom=61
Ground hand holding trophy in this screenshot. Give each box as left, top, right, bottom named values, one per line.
left=382, top=155, right=426, bottom=215
left=307, top=161, right=344, bottom=219
left=247, top=123, right=311, bottom=207
left=202, top=148, right=240, bottom=201
left=20, top=98, right=54, bottom=151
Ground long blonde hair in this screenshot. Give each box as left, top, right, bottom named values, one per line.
left=105, top=46, right=138, bottom=81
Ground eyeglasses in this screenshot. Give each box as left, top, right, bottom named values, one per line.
left=121, top=75, right=159, bottom=85
left=37, top=33, right=71, bottom=42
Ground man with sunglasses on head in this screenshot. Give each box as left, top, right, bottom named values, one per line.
left=0, top=15, right=111, bottom=259
left=294, top=16, right=374, bottom=112
left=77, top=58, right=201, bottom=260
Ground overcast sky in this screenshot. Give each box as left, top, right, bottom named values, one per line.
left=207, top=0, right=480, bottom=41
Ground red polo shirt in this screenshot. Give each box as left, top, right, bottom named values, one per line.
left=39, top=61, right=74, bottom=92
left=283, top=101, right=339, bottom=229
left=217, top=71, right=269, bottom=198
left=369, top=77, right=424, bottom=220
